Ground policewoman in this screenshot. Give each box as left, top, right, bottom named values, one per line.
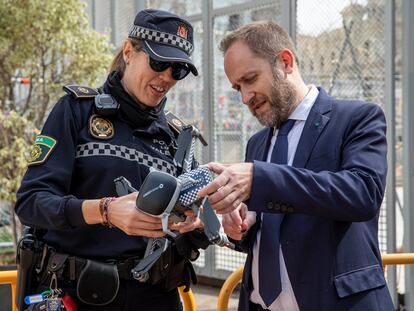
left=15, top=9, right=206, bottom=311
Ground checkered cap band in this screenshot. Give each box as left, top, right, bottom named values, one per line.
left=128, top=25, right=193, bottom=55
left=76, top=142, right=177, bottom=176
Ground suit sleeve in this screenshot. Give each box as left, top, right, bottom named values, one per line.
left=225, top=139, right=261, bottom=253
left=15, top=96, right=87, bottom=229
left=248, top=103, right=387, bottom=222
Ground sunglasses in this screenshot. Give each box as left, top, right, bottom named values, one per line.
left=148, top=56, right=191, bottom=81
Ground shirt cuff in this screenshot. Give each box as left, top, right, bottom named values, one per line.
left=64, top=197, right=87, bottom=227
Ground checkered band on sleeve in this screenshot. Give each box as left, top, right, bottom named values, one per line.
left=128, top=25, right=193, bottom=55
left=76, top=142, right=177, bottom=176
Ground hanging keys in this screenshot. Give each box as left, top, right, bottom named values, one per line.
left=47, top=298, right=62, bottom=311
left=46, top=273, right=63, bottom=311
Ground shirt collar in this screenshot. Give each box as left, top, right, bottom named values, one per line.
left=289, top=84, right=319, bottom=121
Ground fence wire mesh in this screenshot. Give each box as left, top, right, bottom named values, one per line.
left=297, top=0, right=389, bottom=253
left=211, top=2, right=284, bottom=274
left=0, top=0, right=402, bottom=287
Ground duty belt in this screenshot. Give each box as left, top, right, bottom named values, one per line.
left=47, top=252, right=143, bottom=281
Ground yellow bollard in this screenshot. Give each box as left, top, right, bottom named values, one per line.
left=217, top=266, right=243, bottom=311
left=179, top=286, right=197, bottom=311
left=0, top=270, right=18, bottom=311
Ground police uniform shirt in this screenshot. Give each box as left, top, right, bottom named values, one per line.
left=16, top=81, right=178, bottom=259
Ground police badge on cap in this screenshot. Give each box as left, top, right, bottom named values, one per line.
left=128, top=9, right=198, bottom=76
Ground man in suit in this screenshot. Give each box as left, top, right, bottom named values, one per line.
left=198, top=21, right=394, bottom=310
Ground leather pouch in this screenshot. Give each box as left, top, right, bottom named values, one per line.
left=148, top=242, right=172, bottom=286
left=76, top=259, right=119, bottom=306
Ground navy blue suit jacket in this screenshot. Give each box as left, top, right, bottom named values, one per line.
left=236, top=88, right=393, bottom=311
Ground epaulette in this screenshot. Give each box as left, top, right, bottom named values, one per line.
left=165, top=110, right=186, bottom=134
left=63, top=85, right=99, bottom=99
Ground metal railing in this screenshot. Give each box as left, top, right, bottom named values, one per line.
left=0, top=269, right=196, bottom=311
left=217, top=253, right=414, bottom=311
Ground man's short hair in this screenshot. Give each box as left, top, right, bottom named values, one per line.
left=219, top=21, right=299, bottom=67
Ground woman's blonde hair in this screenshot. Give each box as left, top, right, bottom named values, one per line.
left=109, top=38, right=144, bottom=74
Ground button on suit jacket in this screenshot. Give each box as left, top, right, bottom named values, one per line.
left=235, top=88, right=394, bottom=311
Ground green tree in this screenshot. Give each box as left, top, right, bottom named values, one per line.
left=0, top=110, right=38, bottom=252
left=0, top=0, right=113, bottom=253
left=0, top=0, right=113, bottom=127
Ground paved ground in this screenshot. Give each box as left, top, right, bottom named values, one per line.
left=191, top=284, right=239, bottom=311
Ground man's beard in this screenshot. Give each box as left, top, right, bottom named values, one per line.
left=249, top=69, right=296, bottom=128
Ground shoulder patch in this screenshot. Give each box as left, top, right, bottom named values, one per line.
left=165, top=110, right=186, bottom=134
left=89, top=114, right=114, bottom=139
left=63, top=85, right=99, bottom=99
left=28, top=135, right=57, bottom=166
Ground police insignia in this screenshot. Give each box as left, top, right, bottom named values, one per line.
left=172, top=118, right=182, bottom=127
left=28, top=135, right=57, bottom=166
left=77, top=87, right=89, bottom=94
left=177, top=24, right=188, bottom=39
left=165, top=110, right=185, bottom=134
left=89, top=115, right=114, bottom=139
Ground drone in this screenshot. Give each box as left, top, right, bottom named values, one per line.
left=114, top=124, right=234, bottom=282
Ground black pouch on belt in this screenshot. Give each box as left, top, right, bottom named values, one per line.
left=76, top=259, right=120, bottom=306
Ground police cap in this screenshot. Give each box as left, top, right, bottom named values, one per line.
left=128, top=9, right=198, bottom=76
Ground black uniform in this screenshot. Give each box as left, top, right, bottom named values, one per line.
left=15, top=72, right=202, bottom=310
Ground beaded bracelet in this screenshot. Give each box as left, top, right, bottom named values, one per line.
left=99, top=197, right=115, bottom=228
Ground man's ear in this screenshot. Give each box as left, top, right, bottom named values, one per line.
left=278, top=49, right=294, bottom=74
left=123, top=41, right=132, bottom=64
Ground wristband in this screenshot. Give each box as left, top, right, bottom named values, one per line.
left=99, top=197, right=115, bottom=228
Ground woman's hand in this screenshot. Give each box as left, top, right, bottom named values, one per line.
left=107, top=192, right=166, bottom=238
left=169, top=209, right=204, bottom=234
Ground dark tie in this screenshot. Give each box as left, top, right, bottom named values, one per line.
left=258, top=119, right=295, bottom=307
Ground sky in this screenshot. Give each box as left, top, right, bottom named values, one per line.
left=297, top=0, right=369, bottom=36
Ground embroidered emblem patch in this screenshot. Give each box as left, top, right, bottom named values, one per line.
left=28, top=135, right=57, bottom=166
left=77, top=87, right=90, bottom=94
left=177, top=24, right=188, bottom=39
left=89, top=115, right=114, bottom=139
left=172, top=118, right=183, bottom=127
left=165, top=110, right=185, bottom=134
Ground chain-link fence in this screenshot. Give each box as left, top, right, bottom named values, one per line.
left=297, top=0, right=389, bottom=248
left=1, top=0, right=403, bottom=292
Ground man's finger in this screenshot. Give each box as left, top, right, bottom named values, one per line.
left=207, top=162, right=227, bottom=174
left=198, top=175, right=228, bottom=198
left=207, top=182, right=232, bottom=204
left=212, top=191, right=239, bottom=213
left=241, top=212, right=257, bottom=230
left=228, top=210, right=243, bottom=227
left=239, top=203, right=247, bottom=219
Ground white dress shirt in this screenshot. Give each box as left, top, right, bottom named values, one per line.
left=249, top=85, right=319, bottom=311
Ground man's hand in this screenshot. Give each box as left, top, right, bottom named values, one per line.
left=198, top=162, right=253, bottom=214
left=222, top=203, right=256, bottom=240
left=107, top=192, right=166, bottom=238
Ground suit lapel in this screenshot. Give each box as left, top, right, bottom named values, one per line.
left=292, top=88, right=332, bottom=168
left=253, top=128, right=273, bottom=161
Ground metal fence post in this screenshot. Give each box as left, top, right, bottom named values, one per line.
left=384, top=0, right=397, bottom=305
left=202, top=0, right=216, bottom=277
left=403, top=0, right=414, bottom=309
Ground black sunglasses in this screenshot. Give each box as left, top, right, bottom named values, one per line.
left=148, top=56, right=191, bottom=81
